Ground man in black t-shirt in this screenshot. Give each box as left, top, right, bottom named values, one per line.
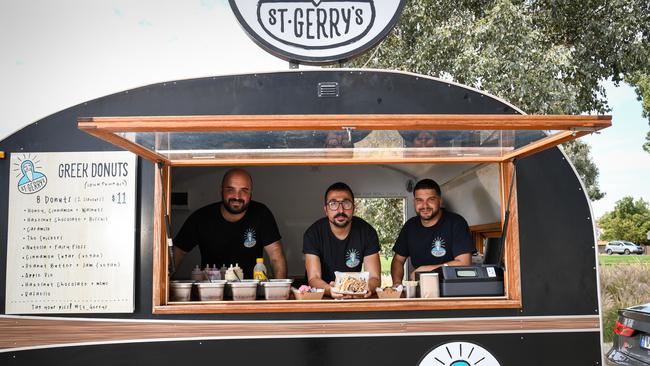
left=173, top=169, right=287, bottom=279
left=303, top=182, right=381, bottom=299
left=391, top=179, right=473, bottom=286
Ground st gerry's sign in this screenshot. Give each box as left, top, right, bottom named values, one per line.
left=229, top=0, right=406, bottom=65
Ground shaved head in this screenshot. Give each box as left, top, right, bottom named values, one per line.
left=222, top=168, right=253, bottom=190
left=221, top=168, right=253, bottom=214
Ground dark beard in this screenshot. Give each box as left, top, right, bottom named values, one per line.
left=222, top=199, right=248, bottom=214
left=330, top=213, right=350, bottom=228
left=417, top=208, right=439, bottom=221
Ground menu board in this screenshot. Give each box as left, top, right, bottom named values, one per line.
left=5, top=151, right=136, bottom=314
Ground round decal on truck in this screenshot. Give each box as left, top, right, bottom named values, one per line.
left=418, top=342, right=501, bottom=366
left=229, top=0, right=406, bottom=64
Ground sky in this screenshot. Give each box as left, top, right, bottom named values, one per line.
left=1, top=0, right=648, bottom=220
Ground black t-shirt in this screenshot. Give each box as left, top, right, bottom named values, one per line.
left=302, top=216, right=380, bottom=283
left=173, top=201, right=281, bottom=278
left=392, top=210, right=473, bottom=268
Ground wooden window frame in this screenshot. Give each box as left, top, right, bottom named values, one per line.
left=151, top=162, right=521, bottom=314
left=152, top=162, right=522, bottom=314
left=469, top=222, right=503, bottom=254
left=79, top=114, right=610, bottom=166
left=76, top=114, right=610, bottom=314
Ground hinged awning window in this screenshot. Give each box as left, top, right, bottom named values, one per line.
left=78, top=114, right=611, bottom=166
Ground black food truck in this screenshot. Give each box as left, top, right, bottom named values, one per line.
left=0, top=68, right=611, bottom=365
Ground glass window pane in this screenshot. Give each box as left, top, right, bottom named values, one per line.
left=117, top=129, right=556, bottom=163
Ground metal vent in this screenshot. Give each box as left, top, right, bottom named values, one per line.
left=317, top=82, right=340, bottom=97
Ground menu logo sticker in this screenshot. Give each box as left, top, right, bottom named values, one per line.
left=14, top=154, right=48, bottom=194
left=418, top=342, right=501, bottom=366
left=229, top=0, right=406, bottom=64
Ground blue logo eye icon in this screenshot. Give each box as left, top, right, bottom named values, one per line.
left=418, top=342, right=500, bottom=366
left=450, top=362, right=470, bottom=366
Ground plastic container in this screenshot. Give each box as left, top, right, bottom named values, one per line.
left=191, top=265, right=204, bottom=281
left=260, top=279, right=293, bottom=300
left=376, top=285, right=403, bottom=299
left=403, top=281, right=418, bottom=298
left=196, top=280, right=226, bottom=301
left=419, top=273, right=440, bottom=298
left=206, top=265, right=221, bottom=281
left=220, top=264, right=227, bottom=280
left=332, top=271, right=369, bottom=295
left=253, top=258, right=268, bottom=281
left=228, top=280, right=259, bottom=301
left=170, top=281, right=193, bottom=301
left=291, top=287, right=325, bottom=300
left=225, top=264, right=244, bottom=281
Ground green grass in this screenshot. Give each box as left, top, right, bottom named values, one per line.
left=598, top=254, right=650, bottom=265
left=380, top=256, right=393, bottom=274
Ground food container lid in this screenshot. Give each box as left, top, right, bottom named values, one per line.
left=228, top=280, right=260, bottom=288
left=170, top=280, right=194, bottom=288
left=260, top=279, right=293, bottom=287
left=196, top=280, right=226, bottom=287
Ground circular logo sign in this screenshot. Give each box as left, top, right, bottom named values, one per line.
left=229, top=0, right=406, bottom=65
left=418, top=342, right=501, bottom=366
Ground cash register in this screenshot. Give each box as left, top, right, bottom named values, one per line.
left=434, top=264, right=504, bottom=297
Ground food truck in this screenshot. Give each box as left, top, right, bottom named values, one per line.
left=0, top=2, right=611, bottom=365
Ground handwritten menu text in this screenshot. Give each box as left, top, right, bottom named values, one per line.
left=6, top=152, right=136, bottom=314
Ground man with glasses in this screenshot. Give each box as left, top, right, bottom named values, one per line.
left=173, top=168, right=287, bottom=279
left=303, top=182, right=381, bottom=299
left=391, top=179, right=473, bottom=285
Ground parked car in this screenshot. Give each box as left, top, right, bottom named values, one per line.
left=605, top=241, right=645, bottom=255
left=606, top=303, right=650, bottom=365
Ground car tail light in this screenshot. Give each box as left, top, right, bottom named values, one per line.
left=614, top=321, right=636, bottom=337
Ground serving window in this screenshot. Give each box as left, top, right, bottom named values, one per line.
left=78, top=114, right=610, bottom=314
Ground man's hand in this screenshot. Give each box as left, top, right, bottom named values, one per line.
left=409, top=270, right=416, bottom=281
left=390, top=254, right=407, bottom=286
left=410, top=264, right=441, bottom=280
left=329, top=281, right=351, bottom=299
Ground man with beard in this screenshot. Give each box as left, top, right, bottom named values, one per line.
left=173, top=168, right=287, bottom=279
left=391, top=179, right=472, bottom=286
left=302, top=182, right=381, bottom=299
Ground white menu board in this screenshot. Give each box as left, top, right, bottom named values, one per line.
left=5, top=151, right=136, bottom=314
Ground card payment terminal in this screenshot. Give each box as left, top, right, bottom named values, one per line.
left=434, top=265, right=504, bottom=297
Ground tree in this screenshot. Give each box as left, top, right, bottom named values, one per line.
left=355, top=198, right=405, bottom=258
left=598, top=197, right=650, bottom=245
left=349, top=0, right=650, bottom=195
left=627, top=72, right=650, bottom=153
left=562, top=140, right=605, bottom=200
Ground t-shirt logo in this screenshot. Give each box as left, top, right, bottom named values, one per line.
left=243, top=228, right=257, bottom=248
left=431, top=237, right=447, bottom=257
left=345, top=248, right=361, bottom=268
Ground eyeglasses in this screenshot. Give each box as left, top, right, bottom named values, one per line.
left=327, top=199, right=354, bottom=211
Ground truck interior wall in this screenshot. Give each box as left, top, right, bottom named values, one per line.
left=439, top=163, right=501, bottom=226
